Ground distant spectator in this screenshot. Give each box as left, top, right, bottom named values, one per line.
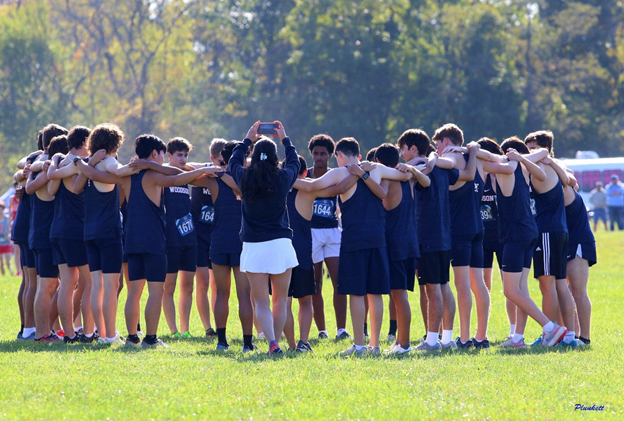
left=0, top=202, right=15, bottom=276
left=606, top=175, right=624, bottom=231
left=589, top=181, right=608, bottom=231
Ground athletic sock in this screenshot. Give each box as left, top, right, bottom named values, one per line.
left=144, top=334, right=157, bottom=345
left=388, top=320, right=397, bottom=336
left=20, top=324, right=24, bottom=334
left=319, top=330, right=328, bottom=336
left=84, top=333, right=93, bottom=338
left=426, top=332, right=439, bottom=346
left=509, top=324, right=516, bottom=336
left=127, top=334, right=140, bottom=344
left=137, top=323, right=142, bottom=332
left=105, top=336, right=117, bottom=343
left=512, top=333, right=524, bottom=343
left=564, top=331, right=575, bottom=344
left=74, top=326, right=83, bottom=333
left=579, top=336, right=591, bottom=345
left=542, top=321, right=555, bottom=332
left=336, top=328, right=346, bottom=335
left=441, top=330, right=453, bottom=345
left=363, top=323, right=368, bottom=337
left=217, top=328, right=227, bottom=345
left=243, top=334, right=253, bottom=348
left=23, top=327, right=35, bottom=337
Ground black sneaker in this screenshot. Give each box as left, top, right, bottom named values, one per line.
left=335, top=331, right=351, bottom=341
left=242, top=343, right=258, bottom=353
left=17, top=331, right=23, bottom=340
left=318, top=331, right=329, bottom=339
left=472, top=337, right=490, bottom=349
left=268, top=346, right=284, bottom=356
left=79, top=332, right=99, bottom=343
left=64, top=334, right=80, bottom=344
left=455, top=337, right=473, bottom=349
left=295, top=340, right=313, bottom=353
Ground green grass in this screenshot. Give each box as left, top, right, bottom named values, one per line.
left=0, top=231, right=623, bottom=420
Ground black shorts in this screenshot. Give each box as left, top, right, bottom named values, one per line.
left=483, top=240, right=503, bottom=269
left=451, top=232, right=484, bottom=268
left=85, top=237, right=123, bottom=274
left=388, top=257, right=417, bottom=291
left=167, top=245, right=198, bottom=273
left=289, top=266, right=316, bottom=298
left=337, top=247, right=390, bottom=296
left=51, top=238, right=89, bottom=268
left=534, top=232, right=568, bottom=279
left=33, top=248, right=59, bottom=278
left=567, top=241, right=597, bottom=267
left=196, top=231, right=212, bottom=269
left=417, top=250, right=451, bottom=286
left=501, top=238, right=536, bottom=273
left=127, top=252, right=167, bottom=282
left=18, top=244, right=35, bottom=269
left=210, top=252, right=240, bottom=267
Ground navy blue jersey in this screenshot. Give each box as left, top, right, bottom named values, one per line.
left=566, top=191, right=595, bottom=245
left=211, top=177, right=243, bottom=254
left=533, top=179, right=568, bottom=233
left=191, top=185, right=214, bottom=242
left=164, top=184, right=196, bottom=248
left=124, top=170, right=166, bottom=255
left=449, top=156, right=484, bottom=237
left=11, top=191, right=30, bottom=245
left=416, top=166, right=459, bottom=252
left=120, top=197, right=128, bottom=234
left=307, top=169, right=339, bottom=229
left=385, top=181, right=419, bottom=261
left=339, top=178, right=386, bottom=252
left=50, top=181, right=85, bottom=240
left=84, top=180, right=122, bottom=241
left=28, top=194, right=54, bottom=250
left=286, top=189, right=313, bottom=269
left=481, top=174, right=499, bottom=244
left=496, top=164, right=538, bottom=243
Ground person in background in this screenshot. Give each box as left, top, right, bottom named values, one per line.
left=606, top=175, right=624, bottom=231
left=0, top=202, right=15, bottom=276
left=589, top=181, right=608, bottom=232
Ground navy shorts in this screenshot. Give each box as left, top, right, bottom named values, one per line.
left=85, top=237, right=123, bottom=274
left=451, top=232, right=484, bottom=268
left=127, top=252, right=167, bottom=282
left=388, top=257, right=417, bottom=291
left=567, top=241, right=597, bottom=267
left=289, top=265, right=316, bottom=299
left=167, top=245, right=198, bottom=273
left=196, top=231, right=212, bottom=269
left=18, top=244, right=36, bottom=269
left=534, top=232, right=568, bottom=279
left=501, top=238, right=536, bottom=273
left=337, top=247, right=390, bottom=296
left=417, top=250, right=451, bottom=286
left=483, top=240, right=503, bottom=269
left=51, top=238, right=89, bottom=268
left=33, top=248, right=59, bottom=278
left=210, top=251, right=240, bottom=267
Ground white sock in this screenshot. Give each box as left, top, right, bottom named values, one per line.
left=512, top=333, right=524, bottom=343
left=564, top=331, right=575, bottom=343
left=337, top=328, right=346, bottom=335
left=509, top=324, right=516, bottom=336
left=105, top=336, right=117, bottom=343
left=74, top=326, right=83, bottom=333
left=23, top=327, right=35, bottom=337
left=441, top=330, right=453, bottom=345
left=85, top=333, right=93, bottom=338
left=542, top=321, right=555, bottom=332
left=354, top=344, right=366, bottom=351
left=426, top=332, right=439, bottom=346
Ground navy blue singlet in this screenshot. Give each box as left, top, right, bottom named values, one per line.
left=124, top=170, right=166, bottom=255
left=50, top=181, right=85, bottom=240
left=287, top=189, right=313, bottom=269
left=481, top=174, right=499, bottom=244
left=164, top=184, right=196, bottom=248
left=84, top=180, right=122, bottom=241
left=496, top=164, right=538, bottom=243
left=28, top=194, right=54, bottom=250
left=11, top=191, right=30, bottom=245
left=211, top=176, right=242, bottom=254
left=308, top=170, right=339, bottom=229
left=533, top=179, right=568, bottom=233
left=339, top=178, right=385, bottom=252
left=385, top=181, right=419, bottom=261
left=449, top=155, right=484, bottom=237
left=566, top=191, right=595, bottom=245
left=191, top=185, right=214, bottom=238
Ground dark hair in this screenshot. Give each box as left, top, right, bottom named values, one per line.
left=67, top=126, right=91, bottom=150
left=366, top=147, right=378, bottom=162
left=297, top=155, right=308, bottom=176
left=47, top=135, right=70, bottom=157
left=375, top=143, right=400, bottom=168
left=221, top=141, right=240, bottom=164
left=477, top=137, right=503, bottom=155
left=308, top=134, right=335, bottom=155
left=524, top=130, right=554, bottom=157
left=241, top=138, right=280, bottom=203
left=500, top=136, right=530, bottom=155
left=37, top=130, right=43, bottom=151
left=432, top=123, right=464, bottom=146
left=42, top=124, right=68, bottom=149
left=397, top=129, right=432, bottom=156
left=135, top=134, right=166, bottom=159
left=167, top=137, right=193, bottom=154
left=335, top=137, right=360, bottom=157
left=88, top=123, right=124, bottom=155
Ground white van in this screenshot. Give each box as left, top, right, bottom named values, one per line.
left=561, top=157, right=624, bottom=208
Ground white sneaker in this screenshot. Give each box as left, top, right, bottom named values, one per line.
left=340, top=345, right=367, bottom=357
left=386, top=334, right=396, bottom=342
left=107, top=334, right=125, bottom=345
left=385, top=344, right=412, bottom=354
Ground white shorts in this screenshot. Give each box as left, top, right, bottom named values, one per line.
left=311, top=227, right=341, bottom=264
left=240, top=238, right=299, bottom=274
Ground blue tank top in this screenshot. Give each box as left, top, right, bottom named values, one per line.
left=28, top=194, right=55, bottom=250
left=164, top=184, right=196, bottom=248
left=339, top=179, right=386, bottom=252
left=307, top=169, right=339, bottom=229
left=50, top=181, right=85, bottom=240
left=449, top=156, right=484, bottom=237
left=481, top=174, right=499, bottom=244
left=191, top=186, right=214, bottom=241
left=385, top=181, right=419, bottom=261
left=533, top=179, right=568, bottom=233
left=566, top=191, right=595, bottom=245
left=124, top=170, right=166, bottom=254
left=286, top=189, right=313, bottom=269
left=211, top=177, right=242, bottom=254
left=84, top=180, right=122, bottom=241
left=496, top=164, right=538, bottom=242
left=11, top=192, right=30, bottom=245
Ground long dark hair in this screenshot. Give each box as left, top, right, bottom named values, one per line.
left=241, top=138, right=280, bottom=202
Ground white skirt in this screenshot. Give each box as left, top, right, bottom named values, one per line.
left=240, top=238, right=299, bottom=274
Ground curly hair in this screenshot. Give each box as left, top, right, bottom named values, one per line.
left=88, top=123, right=125, bottom=156
left=308, top=134, right=335, bottom=155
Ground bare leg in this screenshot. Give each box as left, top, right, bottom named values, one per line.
left=425, top=284, right=443, bottom=334
left=145, top=281, right=165, bottom=336
left=503, top=269, right=550, bottom=330
left=555, top=278, right=577, bottom=331
left=349, top=295, right=366, bottom=346
left=285, top=297, right=296, bottom=350
left=23, top=267, right=37, bottom=329
left=312, top=261, right=326, bottom=332
left=102, top=273, right=120, bottom=339
left=212, top=264, right=231, bottom=332
left=178, top=270, right=195, bottom=334
left=77, top=266, right=94, bottom=335
left=57, top=264, right=78, bottom=337
left=162, top=272, right=179, bottom=334
left=324, top=256, right=346, bottom=331
left=538, top=275, right=559, bottom=322
left=452, top=266, right=471, bottom=342
left=195, top=266, right=213, bottom=331
left=567, top=256, right=591, bottom=339
left=298, top=296, right=314, bottom=344
left=390, top=289, right=411, bottom=347
left=367, top=294, right=383, bottom=347
left=90, top=270, right=106, bottom=338
left=247, top=272, right=274, bottom=341
left=441, top=283, right=456, bottom=333
left=18, top=276, right=25, bottom=329
left=470, top=267, right=490, bottom=341
left=233, top=267, right=253, bottom=335
left=34, top=277, right=57, bottom=338
left=125, top=279, right=145, bottom=336
left=14, top=245, right=21, bottom=276
left=419, top=283, right=428, bottom=333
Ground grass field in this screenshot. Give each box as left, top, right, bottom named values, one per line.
left=0, top=231, right=622, bottom=420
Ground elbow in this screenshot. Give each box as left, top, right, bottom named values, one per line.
left=25, top=184, right=35, bottom=195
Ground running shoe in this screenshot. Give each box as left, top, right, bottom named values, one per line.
left=19, top=331, right=36, bottom=341
left=415, top=341, right=442, bottom=351
left=268, top=345, right=283, bottom=356
left=182, top=332, right=193, bottom=339
left=455, top=337, right=473, bottom=349
left=367, top=346, right=381, bottom=355
left=340, top=345, right=367, bottom=357
left=385, top=343, right=412, bottom=355
left=541, top=324, right=567, bottom=347
left=55, top=329, right=65, bottom=338
left=63, top=334, right=80, bottom=344
left=442, top=340, right=457, bottom=349
left=17, top=331, right=22, bottom=340
left=242, top=344, right=258, bottom=353
left=205, top=328, right=217, bottom=339
left=78, top=333, right=99, bottom=344
left=335, top=330, right=351, bottom=341
left=107, top=335, right=125, bottom=345
left=141, top=338, right=168, bottom=348
left=34, top=334, right=60, bottom=343
left=558, top=339, right=579, bottom=348
left=386, top=334, right=396, bottom=343
left=125, top=336, right=141, bottom=347
left=317, top=331, right=329, bottom=339
left=295, top=340, right=313, bottom=353
left=471, top=338, right=490, bottom=349
left=216, top=342, right=230, bottom=351
left=499, top=336, right=526, bottom=348
left=173, top=332, right=182, bottom=339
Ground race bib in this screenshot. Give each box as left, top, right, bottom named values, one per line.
left=200, top=205, right=214, bottom=224
left=176, top=213, right=195, bottom=236
left=530, top=198, right=537, bottom=216
left=313, top=199, right=336, bottom=219
left=480, top=204, right=495, bottom=221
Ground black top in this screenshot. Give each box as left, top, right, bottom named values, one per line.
left=11, top=191, right=30, bottom=245
left=50, top=182, right=85, bottom=240
left=84, top=180, right=122, bottom=241
left=307, top=169, right=339, bottom=229
left=496, top=164, right=538, bottom=243
left=449, top=155, right=484, bottom=238
left=230, top=137, right=299, bottom=243
left=339, top=178, right=386, bottom=252
left=385, top=180, right=419, bottom=261
left=286, top=189, right=313, bottom=269
left=124, top=170, right=166, bottom=255
left=164, top=184, right=197, bottom=248
left=566, top=191, right=595, bottom=246
left=28, top=194, right=55, bottom=250
left=191, top=185, right=214, bottom=241
left=533, top=179, right=568, bottom=234
left=210, top=176, right=242, bottom=254
left=481, top=174, right=500, bottom=244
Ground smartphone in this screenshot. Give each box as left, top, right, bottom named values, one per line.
left=258, top=122, right=279, bottom=136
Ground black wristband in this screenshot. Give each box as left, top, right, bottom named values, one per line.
left=362, top=171, right=370, bottom=181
